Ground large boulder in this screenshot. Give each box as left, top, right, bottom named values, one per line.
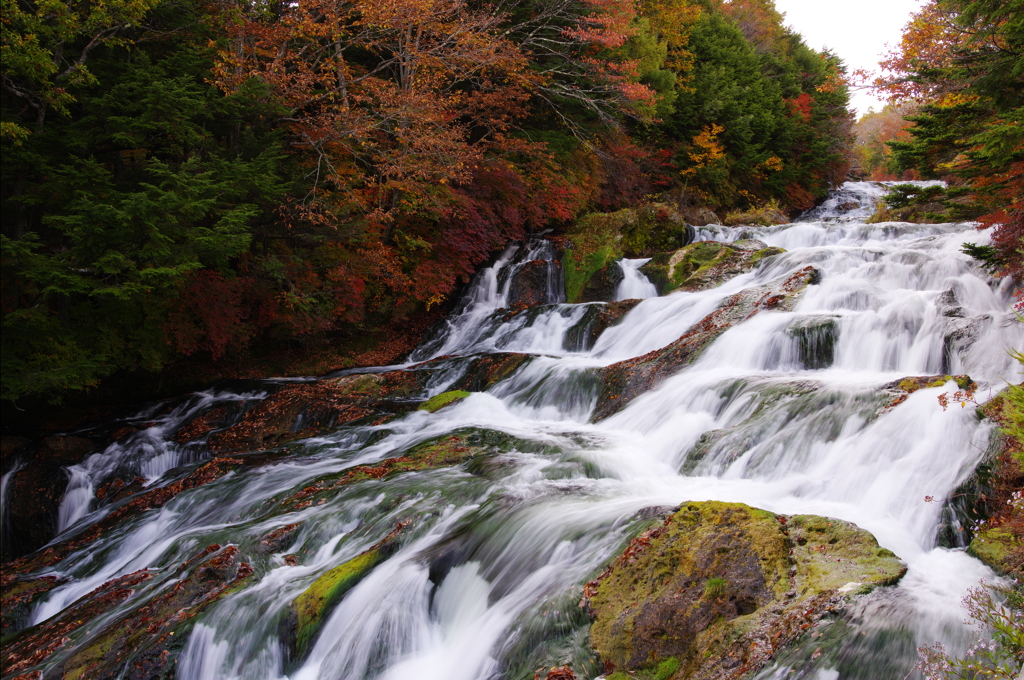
left=582, top=502, right=906, bottom=680
left=640, top=240, right=785, bottom=296
left=593, top=266, right=821, bottom=421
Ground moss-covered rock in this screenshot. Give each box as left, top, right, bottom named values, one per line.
left=450, top=353, right=533, bottom=392
left=288, top=523, right=408, bottom=657
left=593, top=266, right=821, bottom=421
left=419, top=390, right=472, bottom=413
left=786, top=315, right=839, bottom=370
left=723, top=202, right=790, bottom=227
left=561, top=205, right=692, bottom=303
left=0, top=575, right=64, bottom=636
left=640, top=240, right=785, bottom=296
left=582, top=502, right=906, bottom=680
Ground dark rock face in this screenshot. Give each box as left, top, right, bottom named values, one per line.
left=564, top=300, right=643, bottom=352
left=578, top=260, right=625, bottom=303
left=786, top=315, right=839, bottom=369
left=2, top=435, right=97, bottom=562
left=640, top=240, right=786, bottom=296
left=449, top=353, right=533, bottom=392
left=593, top=266, right=821, bottom=421
left=507, top=259, right=563, bottom=308
left=582, top=502, right=906, bottom=680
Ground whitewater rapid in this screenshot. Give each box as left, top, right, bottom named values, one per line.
left=7, top=181, right=1022, bottom=680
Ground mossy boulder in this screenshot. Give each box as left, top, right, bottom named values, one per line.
left=640, top=240, right=785, bottom=296
left=583, top=502, right=906, bottom=680
left=287, top=523, right=408, bottom=658
left=562, top=205, right=692, bottom=303
left=449, top=352, right=533, bottom=392
left=723, top=202, right=790, bottom=227
left=593, top=266, right=821, bottom=421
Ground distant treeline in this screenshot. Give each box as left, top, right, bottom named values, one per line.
left=1, top=0, right=853, bottom=404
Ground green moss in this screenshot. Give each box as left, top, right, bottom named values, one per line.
left=968, top=527, right=1020, bottom=574
left=584, top=502, right=907, bottom=679
left=418, top=390, right=471, bottom=413
left=703, top=578, right=727, bottom=599
left=293, top=548, right=385, bottom=655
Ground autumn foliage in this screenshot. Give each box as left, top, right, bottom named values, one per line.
left=0, top=0, right=855, bottom=404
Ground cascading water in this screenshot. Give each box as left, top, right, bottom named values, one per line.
left=615, top=259, right=659, bottom=301
left=6, top=181, right=1021, bottom=680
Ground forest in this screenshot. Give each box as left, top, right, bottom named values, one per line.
left=853, top=0, right=1022, bottom=286
left=1, top=0, right=854, bottom=410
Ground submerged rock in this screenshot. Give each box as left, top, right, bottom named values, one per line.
left=581, top=501, right=906, bottom=680
left=593, top=266, right=821, bottom=421
left=640, top=240, right=785, bottom=295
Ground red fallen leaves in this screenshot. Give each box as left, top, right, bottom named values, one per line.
left=258, top=523, right=301, bottom=554
left=174, top=407, right=228, bottom=443
left=538, top=665, right=577, bottom=680
left=2, top=570, right=155, bottom=675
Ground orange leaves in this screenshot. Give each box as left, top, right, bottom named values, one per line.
left=680, top=123, right=726, bottom=177
left=786, top=93, right=814, bottom=123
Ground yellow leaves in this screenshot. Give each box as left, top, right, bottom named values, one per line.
left=757, top=156, right=783, bottom=173
left=936, top=92, right=980, bottom=108
left=680, top=124, right=725, bottom=177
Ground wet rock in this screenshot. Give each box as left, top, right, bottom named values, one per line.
left=936, top=289, right=964, bottom=318
left=450, top=353, right=533, bottom=392
left=257, top=523, right=301, bottom=555
left=786, top=315, right=839, bottom=370
left=2, top=436, right=97, bottom=562
left=508, top=260, right=563, bottom=308
left=640, top=240, right=786, bottom=295
left=879, top=374, right=974, bottom=411
left=0, top=576, right=65, bottom=636
left=942, top=314, right=991, bottom=374
left=578, top=260, right=625, bottom=303
left=581, top=502, right=906, bottom=680
left=565, top=300, right=643, bottom=352
left=173, top=407, right=229, bottom=443
left=285, top=523, right=409, bottom=658
left=593, top=266, right=821, bottom=421
left=562, top=205, right=690, bottom=304
left=965, top=388, right=1024, bottom=577
left=209, top=371, right=424, bottom=454
left=4, top=544, right=253, bottom=680
left=680, top=206, right=719, bottom=227
left=2, top=457, right=251, bottom=576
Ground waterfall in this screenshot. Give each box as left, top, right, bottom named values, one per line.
left=614, top=258, right=658, bottom=301
left=9, top=181, right=1021, bottom=680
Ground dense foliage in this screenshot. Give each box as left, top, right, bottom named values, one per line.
left=876, top=0, right=1023, bottom=280
left=1, top=0, right=854, bottom=404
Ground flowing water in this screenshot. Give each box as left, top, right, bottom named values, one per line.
left=6, top=181, right=1022, bottom=679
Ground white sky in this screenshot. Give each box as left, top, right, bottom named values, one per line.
left=772, top=0, right=925, bottom=117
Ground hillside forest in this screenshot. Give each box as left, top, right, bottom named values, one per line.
left=852, top=0, right=1022, bottom=286
left=1, top=0, right=855, bottom=411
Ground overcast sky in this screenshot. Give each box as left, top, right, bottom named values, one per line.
left=772, top=0, right=925, bottom=117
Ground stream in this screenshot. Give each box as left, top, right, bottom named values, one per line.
left=3, top=181, right=1021, bottom=680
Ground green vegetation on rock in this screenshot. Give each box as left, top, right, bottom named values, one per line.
left=640, top=240, right=785, bottom=295
left=418, top=390, right=471, bottom=413
left=582, top=501, right=906, bottom=680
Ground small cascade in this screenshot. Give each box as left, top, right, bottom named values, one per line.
left=6, top=181, right=1021, bottom=680
left=614, top=258, right=658, bottom=300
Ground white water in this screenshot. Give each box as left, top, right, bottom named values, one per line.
left=16, top=182, right=1023, bottom=680
left=615, top=258, right=658, bottom=300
